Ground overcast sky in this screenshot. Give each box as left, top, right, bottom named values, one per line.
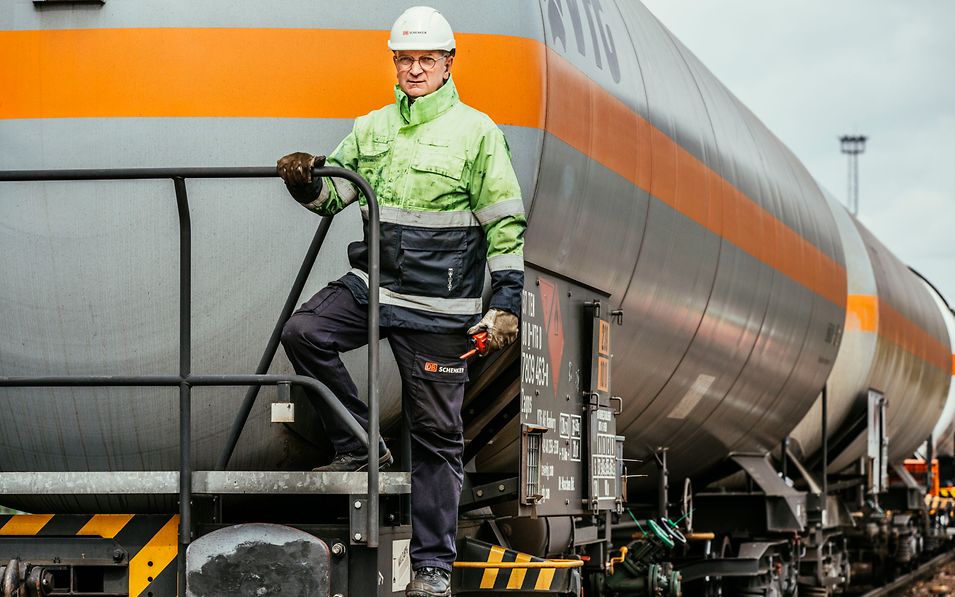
left=640, top=0, right=955, bottom=308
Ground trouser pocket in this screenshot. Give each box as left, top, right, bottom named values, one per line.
left=407, top=352, right=468, bottom=434
left=294, top=285, right=343, bottom=315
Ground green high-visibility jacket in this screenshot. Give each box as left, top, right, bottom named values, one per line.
left=302, top=77, right=526, bottom=332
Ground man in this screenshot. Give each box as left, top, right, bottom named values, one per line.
left=277, top=6, right=525, bottom=596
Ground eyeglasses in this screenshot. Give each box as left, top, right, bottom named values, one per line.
left=394, top=55, right=447, bottom=71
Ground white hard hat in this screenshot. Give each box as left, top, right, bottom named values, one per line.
left=388, top=6, right=456, bottom=52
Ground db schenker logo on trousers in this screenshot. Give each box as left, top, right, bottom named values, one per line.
left=424, top=361, right=465, bottom=375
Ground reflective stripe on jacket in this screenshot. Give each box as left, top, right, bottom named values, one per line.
left=304, top=77, right=525, bottom=332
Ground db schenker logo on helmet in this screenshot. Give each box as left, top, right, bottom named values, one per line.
left=388, top=6, right=456, bottom=52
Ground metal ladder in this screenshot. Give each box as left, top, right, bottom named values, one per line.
left=0, top=166, right=398, bottom=596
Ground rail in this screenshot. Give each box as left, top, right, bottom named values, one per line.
left=453, top=560, right=584, bottom=570
left=860, top=549, right=955, bottom=596
left=0, top=166, right=382, bottom=596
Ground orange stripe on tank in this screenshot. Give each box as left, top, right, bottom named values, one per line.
left=844, top=294, right=950, bottom=374
left=878, top=300, right=951, bottom=373
left=846, top=294, right=879, bottom=332
left=0, top=29, right=545, bottom=126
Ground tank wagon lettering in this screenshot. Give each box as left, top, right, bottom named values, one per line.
left=595, top=433, right=615, bottom=456
left=521, top=290, right=536, bottom=317
left=520, top=389, right=533, bottom=417
left=542, top=438, right=560, bottom=456
left=545, top=0, right=621, bottom=82
left=541, top=464, right=555, bottom=479
left=522, top=351, right=550, bottom=387
left=593, top=455, right=615, bottom=479
left=522, top=321, right=543, bottom=350
left=537, top=409, right=557, bottom=430
left=571, top=414, right=582, bottom=438
left=582, top=0, right=621, bottom=82
left=558, top=476, right=576, bottom=491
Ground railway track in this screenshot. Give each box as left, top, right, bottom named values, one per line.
left=860, top=551, right=955, bottom=596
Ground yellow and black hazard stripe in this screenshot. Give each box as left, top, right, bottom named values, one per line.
left=0, top=514, right=178, bottom=597
left=453, top=538, right=581, bottom=593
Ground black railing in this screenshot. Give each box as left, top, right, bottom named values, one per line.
left=0, top=166, right=382, bottom=596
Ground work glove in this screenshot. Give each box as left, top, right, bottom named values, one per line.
left=276, top=152, right=326, bottom=203
left=467, top=308, right=519, bottom=354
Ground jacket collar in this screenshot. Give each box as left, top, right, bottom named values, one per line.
left=395, top=76, right=459, bottom=125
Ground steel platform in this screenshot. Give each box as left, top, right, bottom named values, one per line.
left=0, top=471, right=410, bottom=495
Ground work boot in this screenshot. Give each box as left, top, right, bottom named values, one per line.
left=406, top=567, right=451, bottom=597
left=312, top=448, right=393, bottom=472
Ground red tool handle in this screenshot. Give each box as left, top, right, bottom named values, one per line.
left=460, top=331, right=489, bottom=360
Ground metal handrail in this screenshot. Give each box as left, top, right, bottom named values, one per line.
left=0, top=166, right=383, bottom=596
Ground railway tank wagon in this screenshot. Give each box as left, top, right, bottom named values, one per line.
left=929, top=288, right=955, bottom=458
left=789, top=194, right=952, bottom=475
left=1, top=1, right=954, bottom=595
left=828, top=219, right=950, bottom=472
left=0, top=0, right=847, bottom=509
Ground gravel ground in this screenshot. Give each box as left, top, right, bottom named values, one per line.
left=899, top=560, right=955, bottom=596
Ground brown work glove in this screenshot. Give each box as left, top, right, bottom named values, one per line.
left=467, top=309, right=519, bottom=354
left=276, top=152, right=326, bottom=203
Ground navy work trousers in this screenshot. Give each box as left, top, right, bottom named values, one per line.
left=281, top=283, right=469, bottom=572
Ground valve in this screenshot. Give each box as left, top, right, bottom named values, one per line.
left=646, top=519, right=675, bottom=550
left=660, top=518, right=687, bottom=546
left=602, top=548, right=682, bottom=596
left=459, top=331, right=489, bottom=360
left=607, top=546, right=628, bottom=575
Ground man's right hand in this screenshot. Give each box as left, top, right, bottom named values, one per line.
left=277, top=152, right=325, bottom=185
left=277, top=153, right=326, bottom=203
